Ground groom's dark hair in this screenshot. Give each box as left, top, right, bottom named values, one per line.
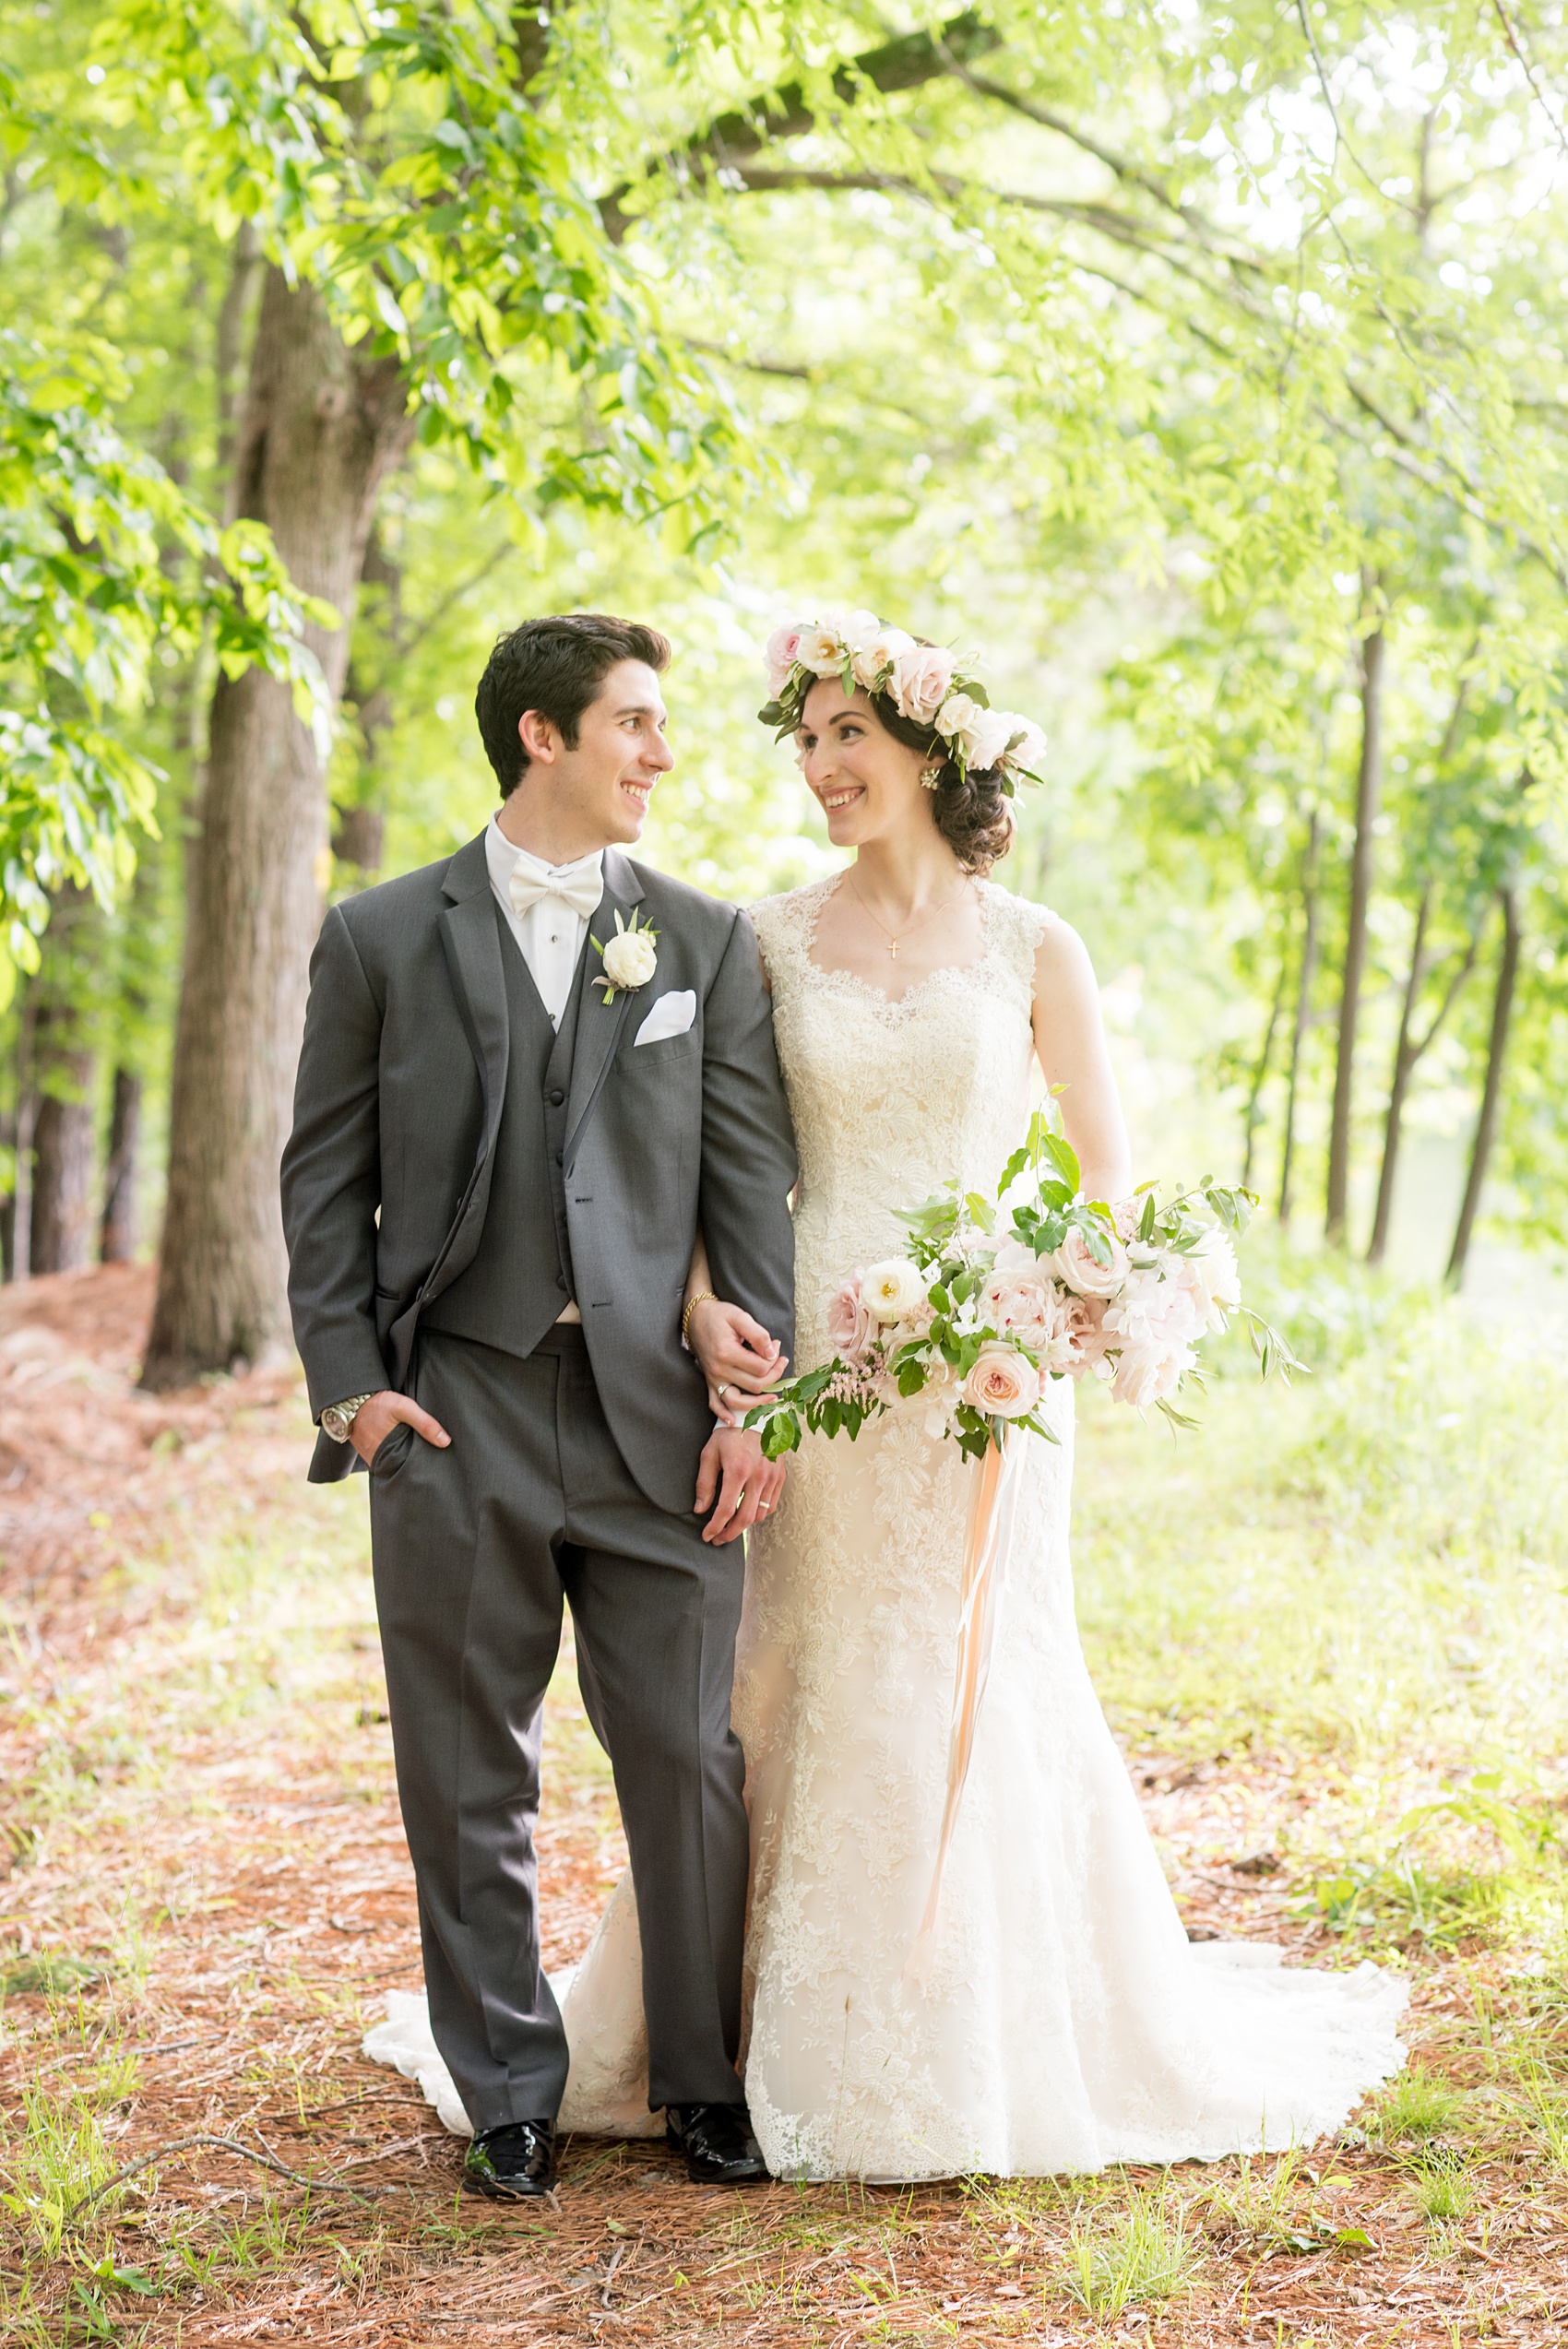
left=475, top=612, right=671, bottom=796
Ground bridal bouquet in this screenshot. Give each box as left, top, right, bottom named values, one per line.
left=746, top=1109, right=1298, bottom=1464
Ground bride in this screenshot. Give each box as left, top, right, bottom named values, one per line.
left=371, top=612, right=1407, bottom=2181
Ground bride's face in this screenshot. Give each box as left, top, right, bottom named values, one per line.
left=796, top=680, right=935, bottom=851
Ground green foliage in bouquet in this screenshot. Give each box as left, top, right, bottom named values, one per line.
left=747, top=1102, right=1301, bottom=1464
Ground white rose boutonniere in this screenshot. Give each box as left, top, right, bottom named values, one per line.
left=592, top=908, right=659, bottom=1003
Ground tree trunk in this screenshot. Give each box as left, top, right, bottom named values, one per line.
left=1324, top=625, right=1384, bottom=1243
left=100, top=1067, right=143, bottom=1263
left=1277, top=811, right=1321, bottom=1224
left=1367, top=894, right=1482, bottom=1265
left=1446, top=887, right=1522, bottom=1287
left=1367, top=886, right=1431, bottom=1266
left=30, top=1005, right=97, bottom=1275
left=1241, top=952, right=1289, bottom=1192
left=141, top=267, right=413, bottom=1389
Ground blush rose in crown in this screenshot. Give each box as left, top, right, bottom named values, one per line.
left=745, top=1109, right=1302, bottom=1463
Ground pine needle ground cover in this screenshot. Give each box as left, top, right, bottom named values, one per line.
left=3, top=1263, right=1567, bottom=2346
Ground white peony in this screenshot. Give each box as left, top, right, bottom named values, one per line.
left=601, top=927, right=658, bottom=990
left=861, top=1257, right=928, bottom=1323
left=1180, top=1229, right=1241, bottom=1333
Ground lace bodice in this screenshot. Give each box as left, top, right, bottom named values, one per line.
left=751, top=877, right=1054, bottom=1366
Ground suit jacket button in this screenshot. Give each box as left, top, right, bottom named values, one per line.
left=556, top=1273, right=567, bottom=1289
left=548, top=1087, right=565, bottom=1106
left=553, top=1151, right=563, bottom=1165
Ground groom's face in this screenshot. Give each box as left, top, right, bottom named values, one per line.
left=517, top=658, right=674, bottom=848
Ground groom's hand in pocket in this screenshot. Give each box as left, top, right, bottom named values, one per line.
left=350, top=1391, right=452, bottom=1467
left=695, top=1426, right=784, bottom=1545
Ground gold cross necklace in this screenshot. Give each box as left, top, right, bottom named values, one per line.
left=847, top=872, right=971, bottom=961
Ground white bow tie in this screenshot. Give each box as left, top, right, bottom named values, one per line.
left=506, top=860, right=602, bottom=923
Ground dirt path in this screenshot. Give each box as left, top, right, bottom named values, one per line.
left=2, top=1267, right=1565, bottom=2345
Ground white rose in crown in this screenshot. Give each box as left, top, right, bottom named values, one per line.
left=851, top=625, right=916, bottom=693
left=592, top=908, right=659, bottom=1003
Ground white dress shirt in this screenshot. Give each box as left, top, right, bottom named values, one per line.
left=484, top=816, right=603, bottom=1030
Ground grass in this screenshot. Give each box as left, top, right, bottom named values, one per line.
left=1059, top=2188, right=1197, bottom=2318
left=4, top=1256, right=1568, bottom=2342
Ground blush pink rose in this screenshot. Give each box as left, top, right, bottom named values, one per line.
left=826, top=1276, right=875, bottom=1369
left=764, top=623, right=805, bottom=697
left=981, top=1247, right=1054, bottom=1337
left=889, top=643, right=956, bottom=724
left=1050, top=1227, right=1129, bottom=1299
left=1058, top=1292, right=1109, bottom=1375
left=961, top=1343, right=1041, bottom=1418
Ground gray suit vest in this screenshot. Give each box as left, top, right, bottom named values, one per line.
left=422, top=901, right=587, bottom=1358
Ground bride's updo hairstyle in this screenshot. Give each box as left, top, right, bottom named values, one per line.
left=759, top=610, right=1046, bottom=878
left=869, top=656, right=1016, bottom=876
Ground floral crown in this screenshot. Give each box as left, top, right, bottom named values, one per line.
left=757, top=610, right=1046, bottom=791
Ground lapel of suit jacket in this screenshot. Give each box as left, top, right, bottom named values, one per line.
left=437, top=828, right=510, bottom=1175
left=564, top=848, right=646, bottom=1172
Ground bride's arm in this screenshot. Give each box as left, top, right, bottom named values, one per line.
left=1030, top=920, right=1133, bottom=1205
left=683, top=1228, right=789, bottom=1425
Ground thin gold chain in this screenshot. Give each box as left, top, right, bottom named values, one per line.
left=846, top=871, right=971, bottom=961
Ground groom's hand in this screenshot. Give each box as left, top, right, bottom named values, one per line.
left=349, top=1391, right=452, bottom=1467
left=695, top=1425, right=784, bottom=1545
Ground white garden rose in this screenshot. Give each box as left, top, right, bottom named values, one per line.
left=961, top=707, right=1015, bottom=773
left=934, top=690, right=983, bottom=747
left=799, top=622, right=848, bottom=676
left=851, top=625, right=917, bottom=693
left=861, top=1257, right=928, bottom=1323
left=1050, top=1227, right=1130, bottom=1299
left=601, top=927, right=658, bottom=990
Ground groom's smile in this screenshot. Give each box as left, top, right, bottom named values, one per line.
left=502, top=655, right=675, bottom=862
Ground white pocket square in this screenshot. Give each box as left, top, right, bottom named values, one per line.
left=634, top=990, right=696, bottom=1047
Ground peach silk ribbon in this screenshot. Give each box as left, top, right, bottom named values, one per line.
left=908, top=1422, right=1023, bottom=1980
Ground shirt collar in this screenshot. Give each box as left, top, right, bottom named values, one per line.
left=485, top=813, right=604, bottom=899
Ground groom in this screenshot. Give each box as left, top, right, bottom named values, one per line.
left=281, top=614, right=797, bottom=2198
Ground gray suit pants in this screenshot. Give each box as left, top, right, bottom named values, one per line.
left=368, top=1325, right=749, bottom=2130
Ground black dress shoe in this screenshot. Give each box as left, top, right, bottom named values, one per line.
left=463, top=2118, right=558, bottom=2201
left=666, top=2101, right=770, bottom=2185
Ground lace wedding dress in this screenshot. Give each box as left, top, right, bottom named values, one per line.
left=365, top=874, right=1407, bottom=2179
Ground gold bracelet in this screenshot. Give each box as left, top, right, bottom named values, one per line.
left=682, top=1288, right=719, bottom=1346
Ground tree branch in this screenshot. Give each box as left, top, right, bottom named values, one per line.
left=598, top=8, right=1001, bottom=241
left=64, top=2135, right=386, bottom=2220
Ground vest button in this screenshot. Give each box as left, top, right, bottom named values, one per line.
left=548, top=1087, right=565, bottom=1106
left=553, top=1151, right=563, bottom=1166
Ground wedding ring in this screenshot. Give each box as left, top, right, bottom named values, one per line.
left=717, top=1382, right=730, bottom=1400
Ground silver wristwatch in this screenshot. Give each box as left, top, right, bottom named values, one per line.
left=321, top=1392, right=376, bottom=1443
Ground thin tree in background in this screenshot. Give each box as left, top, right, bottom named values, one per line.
left=1366, top=887, right=1480, bottom=1264
left=1325, top=618, right=1385, bottom=1244
left=1241, top=949, right=1289, bottom=1192
left=1277, top=811, right=1322, bottom=1224
left=1447, top=884, right=1523, bottom=1287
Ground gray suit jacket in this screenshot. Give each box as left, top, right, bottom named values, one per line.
left=280, top=834, right=798, bottom=1513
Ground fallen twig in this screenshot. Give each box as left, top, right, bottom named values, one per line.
left=64, top=2133, right=387, bottom=2218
